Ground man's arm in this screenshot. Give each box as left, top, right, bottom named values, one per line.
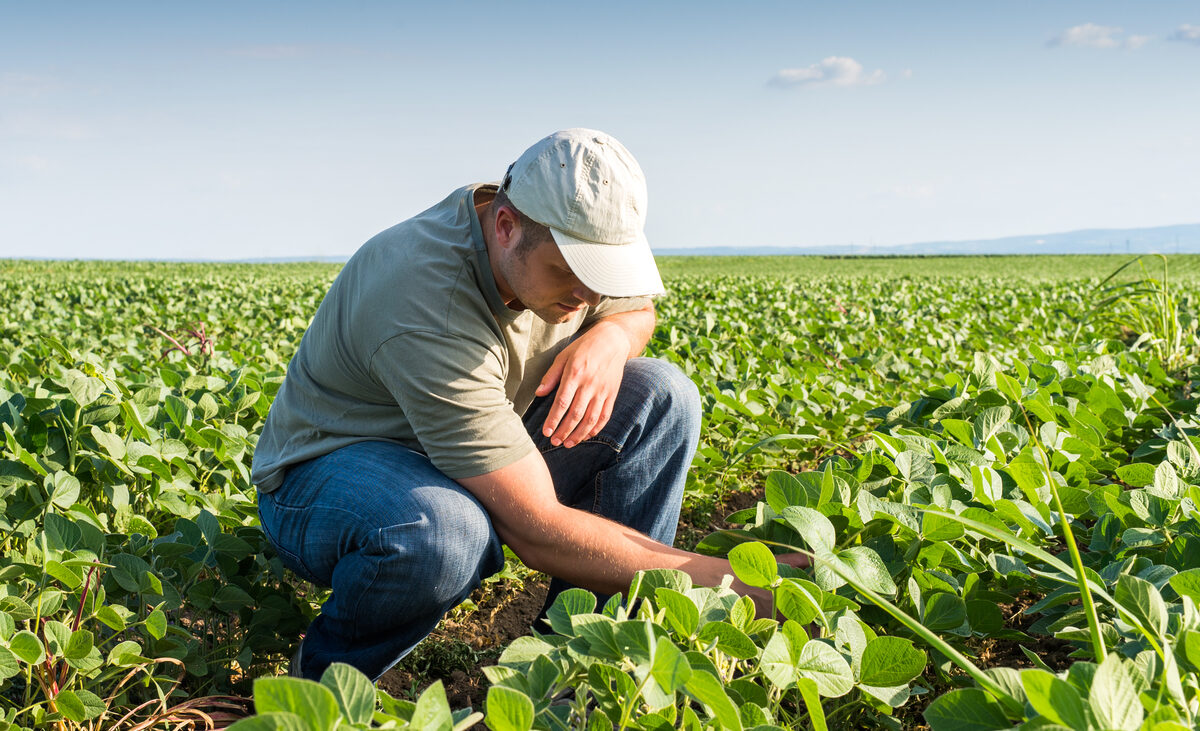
left=535, top=303, right=656, bottom=448
left=457, top=446, right=780, bottom=614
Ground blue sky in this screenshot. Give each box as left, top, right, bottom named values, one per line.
left=2, top=1, right=1198, bottom=259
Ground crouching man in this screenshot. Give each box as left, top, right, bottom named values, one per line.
left=251, top=129, right=786, bottom=680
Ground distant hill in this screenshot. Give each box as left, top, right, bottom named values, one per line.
left=653, top=223, right=1200, bottom=257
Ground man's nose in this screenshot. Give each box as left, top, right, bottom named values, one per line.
left=575, top=283, right=601, bottom=307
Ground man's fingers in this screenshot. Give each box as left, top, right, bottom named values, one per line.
left=542, top=382, right=578, bottom=438
left=550, top=392, right=591, bottom=446
left=537, top=352, right=567, bottom=397
left=562, top=396, right=611, bottom=448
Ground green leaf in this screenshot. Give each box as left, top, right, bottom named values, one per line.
left=320, top=662, right=375, bottom=726
left=729, top=541, right=778, bottom=589
left=55, top=689, right=106, bottom=722
left=95, top=604, right=129, bottom=631
left=10, top=628, right=45, bottom=662
left=972, top=406, right=1012, bottom=448
left=1021, top=668, right=1090, bottom=729
left=89, top=425, right=126, bottom=460
left=45, top=559, right=82, bottom=589
left=684, top=669, right=743, bottom=731
left=832, top=546, right=897, bottom=595
left=697, top=621, right=758, bottom=659
left=107, top=640, right=147, bottom=666
left=485, top=685, right=534, bottom=731
left=546, top=588, right=597, bottom=636
left=650, top=636, right=691, bottom=693
left=1116, top=463, right=1157, bottom=487
left=859, top=636, right=926, bottom=686
left=1114, top=574, right=1167, bottom=638
left=1089, top=654, right=1143, bottom=731
left=995, top=371, right=1023, bottom=403
left=48, top=470, right=81, bottom=510
left=145, top=608, right=167, bottom=640
left=1170, top=569, right=1200, bottom=604
left=922, top=511, right=965, bottom=542
left=795, top=641, right=853, bottom=698
left=765, top=471, right=808, bottom=511
left=775, top=579, right=820, bottom=624
left=64, top=629, right=94, bottom=660
left=655, top=588, right=700, bottom=638
left=923, top=593, right=967, bottom=632
left=412, top=680, right=454, bottom=731
left=780, top=506, right=835, bottom=553
left=796, top=678, right=827, bottom=731
left=64, top=369, right=105, bottom=407
left=759, top=631, right=795, bottom=690
left=253, top=677, right=340, bottom=731
left=225, top=713, right=310, bottom=731
left=923, top=688, right=1012, bottom=731
left=0, top=645, right=19, bottom=680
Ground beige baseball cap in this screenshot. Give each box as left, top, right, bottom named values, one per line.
left=502, top=129, right=665, bottom=298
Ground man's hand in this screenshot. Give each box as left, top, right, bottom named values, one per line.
left=536, top=306, right=655, bottom=448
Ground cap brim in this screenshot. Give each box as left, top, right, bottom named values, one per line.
left=549, top=228, right=665, bottom=298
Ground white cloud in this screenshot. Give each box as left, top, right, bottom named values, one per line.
left=1048, top=23, right=1150, bottom=49
left=1168, top=24, right=1200, bottom=45
left=769, top=57, right=886, bottom=89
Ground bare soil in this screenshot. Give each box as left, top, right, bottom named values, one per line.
left=375, top=485, right=766, bottom=713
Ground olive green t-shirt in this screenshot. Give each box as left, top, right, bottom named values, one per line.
left=251, top=184, right=650, bottom=492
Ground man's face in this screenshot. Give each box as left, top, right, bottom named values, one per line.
left=500, top=234, right=601, bottom=324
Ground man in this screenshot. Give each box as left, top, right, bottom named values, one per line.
left=252, top=129, right=778, bottom=681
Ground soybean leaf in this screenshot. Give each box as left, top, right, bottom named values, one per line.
left=650, top=636, right=691, bottom=693
left=411, top=681, right=454, bottom=731
left=1022, top=669, right=1090, bottom=729
left=0, top=646, right=19, bottom=680
left=1089, top=654, right=1143, bottom=731
left=655, top=588, right=700, bottom=638
left=485, top=686, right=534, bottom=731
left=320, top=662, right=375, bottom=726
left=729, top=541, right=778, bottom=589
left=253, top=677, right=340, bottom=731
left=923, top=688, right=1011, bottom=731
left=859, top=636, right=926, bottom=686
left=55, top=689, right=106, bottom=722
left=795, top=641, right=853, bottom=698
left=684, top=669, right=743, bottom=731
left=780, top=506, right=835, bottom=553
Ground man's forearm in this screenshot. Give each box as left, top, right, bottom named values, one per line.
left=458, top=448, right=773, bottom=613
left=583, top=304, right=656, bottom=359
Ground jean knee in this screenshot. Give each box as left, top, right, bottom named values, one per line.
left=372, top=492, right=502, bottom=607
left=626, top=358, right=701, bottom=437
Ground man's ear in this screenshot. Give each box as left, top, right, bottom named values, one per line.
left=493, top=205, right=521, bottom=251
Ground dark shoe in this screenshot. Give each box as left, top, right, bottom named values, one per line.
left=288, top=638, right=305, bottom=678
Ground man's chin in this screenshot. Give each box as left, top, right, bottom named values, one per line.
left=536, top=306, right=581, bottom=324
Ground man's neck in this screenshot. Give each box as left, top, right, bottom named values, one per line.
left=474, top=189, right=518, bottom=307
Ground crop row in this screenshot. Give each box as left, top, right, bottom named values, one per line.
left=0, top=258, right=1197, bottom=729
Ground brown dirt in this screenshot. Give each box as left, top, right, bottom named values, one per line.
left=377, top=576, right=549, bottom=711
left=675, top=484, right=767, bottom=551
left=373, top=485, right=767, bottom=716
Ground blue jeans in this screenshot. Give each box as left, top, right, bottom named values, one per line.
left=257, top=357, right=700, bottom=681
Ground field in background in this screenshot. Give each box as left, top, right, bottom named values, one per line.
left=1, top=255, right=1198, bottom=729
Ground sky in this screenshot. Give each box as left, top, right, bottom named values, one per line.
left=2, top=1, right=1199, bottom=260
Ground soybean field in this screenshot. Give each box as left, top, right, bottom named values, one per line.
left=2, top=255, right=1200, bottom=730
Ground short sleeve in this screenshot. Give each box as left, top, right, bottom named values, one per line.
left=370, top=330, right=535, bottom=479
left=582, top=295, right=654, bottom=327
